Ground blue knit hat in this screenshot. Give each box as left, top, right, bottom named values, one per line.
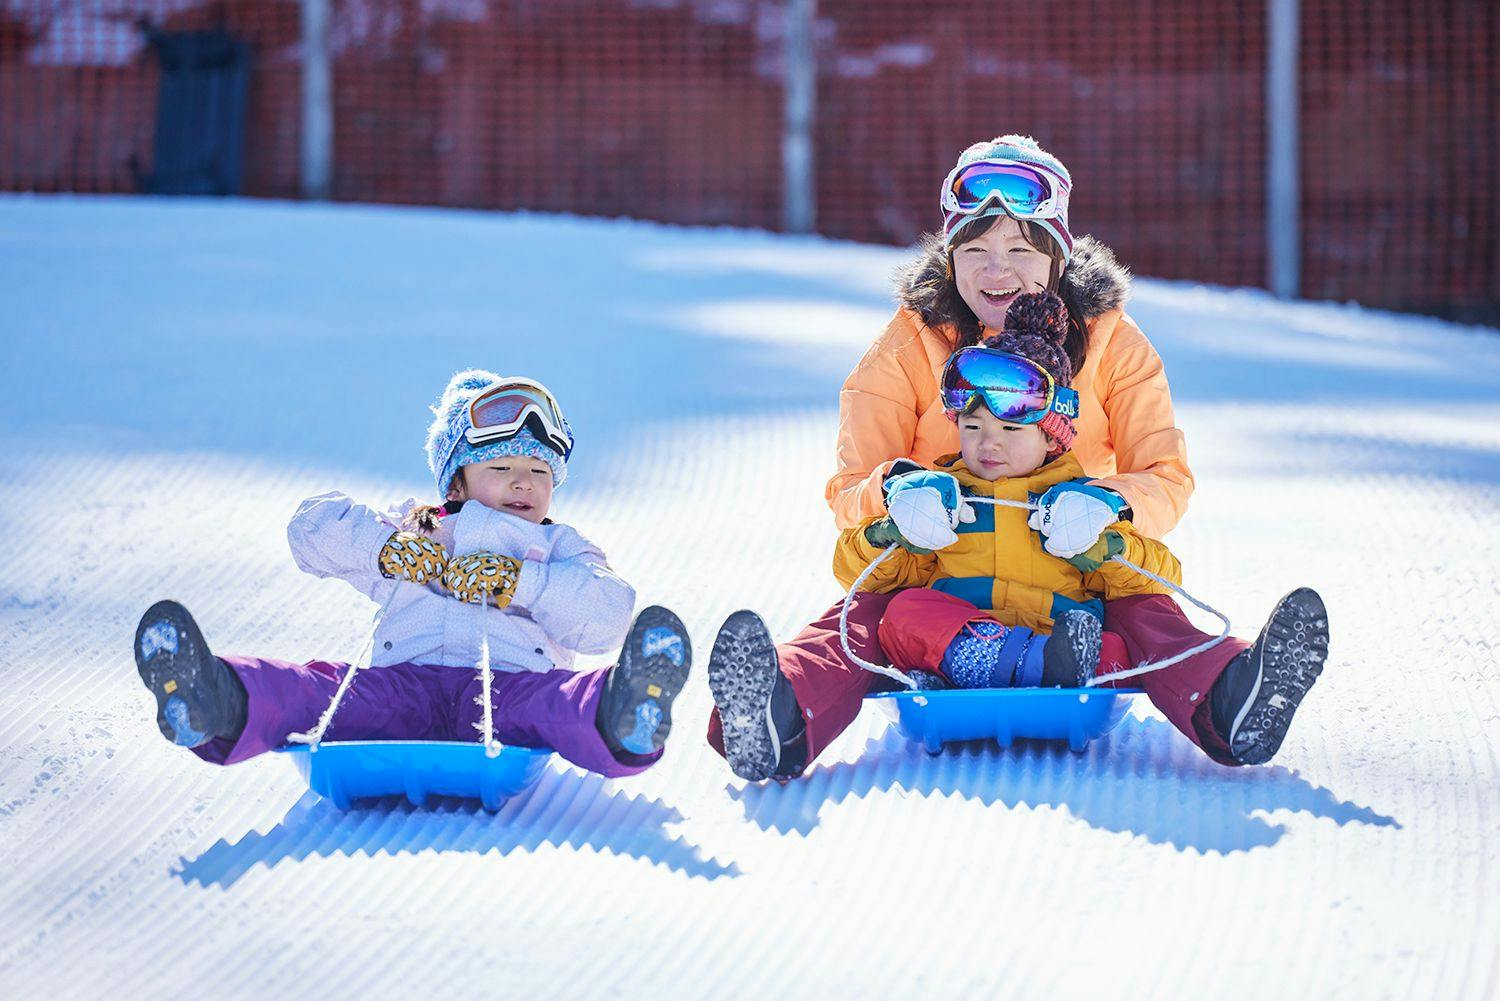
left=425, top=369, right=570, bottom=494
left=942, top=134, right=1074, bottom=262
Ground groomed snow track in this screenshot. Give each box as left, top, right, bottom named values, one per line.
left=2, top=198, right=1497, bottom=999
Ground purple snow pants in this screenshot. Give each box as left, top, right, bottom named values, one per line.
left=192, top=655, right=656, bottom=778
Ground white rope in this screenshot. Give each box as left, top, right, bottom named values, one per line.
left=474, top=601, right=502, bottom=758
left=286, top=590, right=398, bottom=750
left=839, top=494, right=1231, bottom=689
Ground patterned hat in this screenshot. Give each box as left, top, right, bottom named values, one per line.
left=425, top=369, right=569, bottom=494
left=981, top=292, right=1077, bottom=457
left=942, top=134, right=1074, bottom=261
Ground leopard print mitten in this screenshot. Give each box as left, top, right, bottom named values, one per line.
left=442, top=552, right=523, bottom=609
left=378, top=531, right=451, bottom=584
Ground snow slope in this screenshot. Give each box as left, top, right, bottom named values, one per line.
left=1, top=196, right=1497, bottom=999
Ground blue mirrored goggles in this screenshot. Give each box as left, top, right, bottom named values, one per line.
left=940, top=159, right=1070, bottom=220
left=940, top=347, right=1079, bottom=425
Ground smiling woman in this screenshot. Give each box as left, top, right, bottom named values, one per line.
left=701, top=134, right=1326, bottom=781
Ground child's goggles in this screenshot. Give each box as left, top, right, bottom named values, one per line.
left=940, top=347, right=1080, bottom=425
left=465, top=378, right=574, bottom=460
left=939, top=158, right=1070, bottom=221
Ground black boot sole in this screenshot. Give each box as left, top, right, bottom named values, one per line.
left=1041, top=611, right=1102, bottom=688
left=133, top=600, right=238, bottom=747
left=601, top=605, right=692, bottom=756
left=707, top=610, right=784, bottom=782
left=1228, top=588, right=1330, bottom=765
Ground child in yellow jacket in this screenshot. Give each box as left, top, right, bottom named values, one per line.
left=836, top=294, right=1238, bottom=705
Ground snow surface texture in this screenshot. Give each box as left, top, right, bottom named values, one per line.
left=2, top=197, right=1497, bottom=998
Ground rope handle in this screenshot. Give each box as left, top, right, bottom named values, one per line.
left=288, top=583, right=504, bottom=756
left=839, top=495, right=1231, bottom=689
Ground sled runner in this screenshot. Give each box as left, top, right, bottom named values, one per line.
left=280, top=740, right=551, bottom=810
left=868, top=686, right=1143, bottom=754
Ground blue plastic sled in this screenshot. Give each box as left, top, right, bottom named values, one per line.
left=869, top=687, right=1144, bottom=755
left=280, top=740, right=553, bottom=811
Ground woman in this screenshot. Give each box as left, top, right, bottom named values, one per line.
left=705, top=135, right=1327, bottom=779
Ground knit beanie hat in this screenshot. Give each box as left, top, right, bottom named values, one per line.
left=942, top=134, right=1074, bottom=262
left=980, top=291, right=1077, bottom=457
left=425, top=369, right=570, bottom=495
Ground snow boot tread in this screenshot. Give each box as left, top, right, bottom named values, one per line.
left=134, top=600, right=246, bottom=747
left=1215, top=587, right=1330, bottom=765
left=707, top=610, right=791, bottom=782
left=600, top=605, right=692, bottom=757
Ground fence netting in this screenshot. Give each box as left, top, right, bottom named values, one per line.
left=1, top=0, right=1494, bottom=322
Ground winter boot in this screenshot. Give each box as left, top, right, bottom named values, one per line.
left=707, top=610, right=804, bottom=781
left=1209, top=587, right=1330, bottom=765
left=597, top=605, right=692, bottom=758
left=1040, top=610, right=1102, bottom=688
left=940, top=618, right=1054, bottom=688
left=134, top=600, right=247, bottom=748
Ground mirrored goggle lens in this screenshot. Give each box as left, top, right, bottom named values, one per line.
left=472, top=386, right=561, bottom=432
left=941, top=350, right=1052, bottom=422
left=950, top=163, right=1050, bottom=216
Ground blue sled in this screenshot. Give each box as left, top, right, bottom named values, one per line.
left=279, top=740, right=553, bottom=811
left=868, top=687, right=1144, bottom=755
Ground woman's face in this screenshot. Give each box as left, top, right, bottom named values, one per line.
left=952, top=216, right=1055, bottom=330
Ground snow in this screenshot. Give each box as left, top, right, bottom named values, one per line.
left=2, top=195, right=1498, bottom=998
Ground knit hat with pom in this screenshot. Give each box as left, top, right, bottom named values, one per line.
left=942, top=134, right=1074, bottom=262
left=425, top=369, right=570, bottom=494
left=980, top=291, right=1077, bottom=457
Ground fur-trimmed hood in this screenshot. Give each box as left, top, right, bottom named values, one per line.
left=894, top=234, right=1132, bottom=333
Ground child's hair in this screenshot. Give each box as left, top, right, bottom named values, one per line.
left=983, top=291, right=1074, bottom=387
left=403, top=471, right=464, bottom=533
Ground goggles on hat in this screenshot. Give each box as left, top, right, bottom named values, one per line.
left=940, top=158, right=1070, bottom=221
left=465, top=378, right=573, bottom=460
left=940, top=347, right=1079, bottom=425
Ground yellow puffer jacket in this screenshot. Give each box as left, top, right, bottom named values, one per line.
left=832, top=452, right=1182, bottom=635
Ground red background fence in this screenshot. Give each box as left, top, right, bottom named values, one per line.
left=2, top=0, right=1495, bottom=323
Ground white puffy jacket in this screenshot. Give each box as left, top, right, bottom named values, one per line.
left=287, top=491, right=636, bottom=673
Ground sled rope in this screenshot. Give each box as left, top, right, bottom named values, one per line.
left=287, top=589, right=398, bottom=749
left=839, top=495, right=1231, bottom=690
left=474, top=603, right=502, bottom=758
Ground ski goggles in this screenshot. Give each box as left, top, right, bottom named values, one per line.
left=465, top=378, right=573, bottom=460
left=940, top=347, right=1079, bottom=425
left=939, top=158, right=1070, bottom=222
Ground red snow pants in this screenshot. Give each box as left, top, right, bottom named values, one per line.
left=706, top=590, right=1248, bottom=772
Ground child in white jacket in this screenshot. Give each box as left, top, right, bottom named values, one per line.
left=132, top=371, right=690, bottom=777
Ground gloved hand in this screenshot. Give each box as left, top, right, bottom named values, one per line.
left=883, top=469, right=974, bottom=551
left=442, top=551, right=524, bottom=609
left=1063, top=530, right=1125, bottom=574
left=865, top=517, right=934, bottom=555
left=1028, top=480, right=1129, bottom=558
left=378, top=531, right=451, bottom=584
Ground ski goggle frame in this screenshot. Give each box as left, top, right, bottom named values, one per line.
left=940, top=347, right=1079, bottom=425
left=939, top=158, right=1070, bottom=222
left=464, top=378, right=574, bottom=460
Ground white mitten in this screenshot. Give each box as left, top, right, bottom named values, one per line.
left=888, top=484, right=975, bottom=551
left=1029, top=489, right=1118, bottom=558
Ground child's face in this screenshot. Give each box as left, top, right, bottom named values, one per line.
left=450, top=458, right=553, bottom=523
left=957, top=403, right=1050, bottom=480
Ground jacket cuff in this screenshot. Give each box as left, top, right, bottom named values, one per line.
left=511, top=559, right=548, bottom=609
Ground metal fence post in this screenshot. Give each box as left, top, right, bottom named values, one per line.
left=782, top=0, right=816, bottom=233
left=301, top=0, right=332, bottom=200
left=1267, top=0, right=1300, bottom=298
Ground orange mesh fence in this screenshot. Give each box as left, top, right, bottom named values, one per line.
left=1, top=1, right=1494, bottom=321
